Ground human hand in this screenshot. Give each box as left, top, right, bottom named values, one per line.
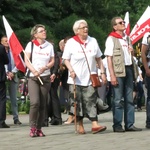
left=50, top=74, right=56, bottom=82
left=110, top=75, right=118, bottom=86
left=33, top=71, right=40, bottom=77
left=69, top=71, right=76, bottom=79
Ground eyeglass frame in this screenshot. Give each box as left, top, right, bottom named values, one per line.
left=78, top=26, right=88, bottom=30
left=114, top=21, right=126, bottom=26
left=37, top=29, right=47, bottom=34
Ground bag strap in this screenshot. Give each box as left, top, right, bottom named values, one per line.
left=79, top=44, right=91, bottom=74
left=26, top=42, right=34, bottom=77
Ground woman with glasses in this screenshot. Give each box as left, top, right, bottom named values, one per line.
left=24, top=24, right=54, bottom=137
left=62, top=19, right=107, bottom=134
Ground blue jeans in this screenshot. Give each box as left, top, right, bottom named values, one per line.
left=7, top=76, right=19, bottom=121
left=112, top=66, right=135, bottom=129
left=146, top=76, right=150, bottom=126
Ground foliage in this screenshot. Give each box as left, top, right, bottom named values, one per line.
left=0, top=0, right=149, bottom=51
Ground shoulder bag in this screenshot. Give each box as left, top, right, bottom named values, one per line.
left=80, top=44, right=101, bottom=88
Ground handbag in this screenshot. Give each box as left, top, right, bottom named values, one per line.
left=90, top=74, right=101, bottom=88
left=80, top=44, right=101, bottom=88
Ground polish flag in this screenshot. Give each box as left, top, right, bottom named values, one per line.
left=124, top=12, right=130, bottom=36
left=2, top=15, right=26, bottom=73
left=130, top=6, right=150, bottom=45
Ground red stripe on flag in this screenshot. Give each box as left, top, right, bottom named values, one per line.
left=130, top=18, right=150, bottom=45
left=126, top=24, right=130, bottom=36
left=9, top=32, right=26, bottom=73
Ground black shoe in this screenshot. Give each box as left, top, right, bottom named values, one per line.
left=146, top=124, right=150, bottom=129
left=42, top=121, right=49, bottom=127
left=51, top=118, right=62, bottom=125
left=125, top=126, right=142, bottom=131
left=113, top=127, right=125, bottom=132
left=14, top=120, right=22, bottom=125
left=0, top=122, right=10, bottom=128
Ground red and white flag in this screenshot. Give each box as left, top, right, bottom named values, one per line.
left=2, top=15, right=26, bottom=73
left=130, top=6, right=150, bottom=45
left=124, top=12, right=130, bottom=36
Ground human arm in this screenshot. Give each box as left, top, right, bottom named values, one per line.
left=96, top=57, right=107, bottom=84
left=141, top=44, right=150, bottom=77
left=64, top=59, right=76, bottom=79
left=107, top=56, right=118, bottom=86
left=24, top=52, right=40, bottom=77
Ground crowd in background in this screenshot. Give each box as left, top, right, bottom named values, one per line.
left=0, top=17, right=150, bottom=137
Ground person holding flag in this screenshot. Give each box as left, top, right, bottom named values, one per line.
left=141, top=32, right=150, bottom=128
left=24, top=24, right=54, bottom=137
left=104, top=16, right=142, bottom=132
left=1, top=35, right=22, bottom=125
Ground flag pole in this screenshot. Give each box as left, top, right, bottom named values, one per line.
left=73, top=79, right=77, bottom=134
left=23, top=50, right=43, bottom=85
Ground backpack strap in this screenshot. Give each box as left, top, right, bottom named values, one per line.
left=26, top=42, right=34, bottom=77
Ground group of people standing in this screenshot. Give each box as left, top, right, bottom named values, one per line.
left=1, top=16, right=150, bottom=137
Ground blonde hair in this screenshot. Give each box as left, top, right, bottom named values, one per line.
left=30, top=24, right=45, bottom=39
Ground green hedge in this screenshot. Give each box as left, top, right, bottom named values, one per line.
left=6, top=100, right=30, bottom=114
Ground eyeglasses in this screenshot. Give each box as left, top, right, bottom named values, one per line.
left=78, top=26, right=88, bottom=30
left=115, top=21, right=125, bottom=25
left=37, top=29, right=46, bottom=33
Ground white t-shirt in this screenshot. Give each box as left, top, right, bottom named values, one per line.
left=142, top=32, right=150, bottom=66
left=142, top=32, right=150, bottom=45
left=62, top=36, right=102, bottom=86
left=102, top=57, right=110, bottom=81
left=25, top=40, right=54, bottom=77
left=104, top=36, right=132, bottom=65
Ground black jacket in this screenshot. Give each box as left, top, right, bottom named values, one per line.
left=50, top=52, right=60, bottom=76
left=0, top=45, right=9, bottom=82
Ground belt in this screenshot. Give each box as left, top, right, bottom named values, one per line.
left=125, top=65, right=132, bottom=67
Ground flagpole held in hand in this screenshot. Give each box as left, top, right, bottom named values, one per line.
left=23, top=50, right=43, bottom=85
left=73, top=79, right=77, bottom=133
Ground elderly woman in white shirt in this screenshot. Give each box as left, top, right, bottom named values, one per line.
left=62, top=19, right=107, bottom=134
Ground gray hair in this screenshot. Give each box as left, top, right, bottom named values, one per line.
left=30, top=24, right=45, bottom=39
left=73, top=19, right=87, bottom=35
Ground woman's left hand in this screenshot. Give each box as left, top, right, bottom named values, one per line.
left=39, top=67, right=46, bottom=74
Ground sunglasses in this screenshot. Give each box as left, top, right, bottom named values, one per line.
left=115, top=21, right=125, bottom=25
left=37, top=29, right=47, bottom=33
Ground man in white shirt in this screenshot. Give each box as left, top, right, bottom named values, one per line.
left=141, top=32, right=150, bottom=128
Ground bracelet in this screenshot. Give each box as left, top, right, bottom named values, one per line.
left=101, top=72, right=106, bottom=74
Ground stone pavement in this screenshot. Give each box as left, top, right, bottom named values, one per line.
left=0, top=110, right=149, bottom=150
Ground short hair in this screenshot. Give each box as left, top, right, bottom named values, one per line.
left=30, top=24, right=45, bottom=39
left=111, top=17, right=122, bottom=31
left=0, top=35, right=7, bottom=43
left=59, top=39, right=65, bottom=51
left=73, top=19, right=87, bottom=35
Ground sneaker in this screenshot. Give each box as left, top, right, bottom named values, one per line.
left=36, top=129, right=45, bottom=137
left=29, top=128, right=37, bottom=137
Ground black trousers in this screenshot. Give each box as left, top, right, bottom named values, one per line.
left=0, top=82, right=6, bottom=124
left=47, top=78, right=62, bottom=120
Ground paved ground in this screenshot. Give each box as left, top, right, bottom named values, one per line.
left=0, top=110, right=149, bottom=150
